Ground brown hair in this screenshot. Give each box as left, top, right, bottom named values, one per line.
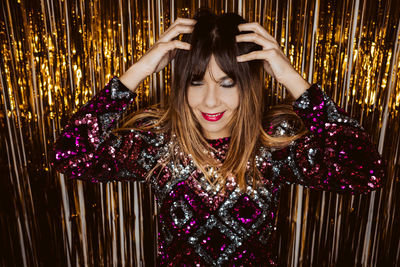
left=115, top=10, right=307, bottom=191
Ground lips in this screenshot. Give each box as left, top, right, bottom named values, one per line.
left=201, top=111, right=225, bottom=122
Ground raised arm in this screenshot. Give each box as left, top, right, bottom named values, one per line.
left=51, top=18, right=196, bottom=182
left=236, top=22, right=385, bottom=193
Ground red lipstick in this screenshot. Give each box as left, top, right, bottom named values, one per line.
left=201, top=111, right=225, bottom=122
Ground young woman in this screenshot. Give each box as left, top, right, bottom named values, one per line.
left=52, top=10, right=385, bottom=266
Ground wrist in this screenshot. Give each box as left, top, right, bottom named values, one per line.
left=282, top=73, right=311, bottom=99
left=119, top=63, right=147, bottom=92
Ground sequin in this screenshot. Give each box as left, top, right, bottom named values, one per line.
left=51, top=77, right=385, bottom=266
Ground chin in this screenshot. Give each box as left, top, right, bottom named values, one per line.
left=202, top=127, right=229, bottom=139
left=195, top=115, right=230, bottom=138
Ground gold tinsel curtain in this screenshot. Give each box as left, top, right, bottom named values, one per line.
left=0, top=0, right=399, bottom=266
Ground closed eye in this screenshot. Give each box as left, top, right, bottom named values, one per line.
left=220, top=79, right=236, bottom=88
left=189, top=78, right=236, bottom=88
left=190, top=80, right=204, bottom=86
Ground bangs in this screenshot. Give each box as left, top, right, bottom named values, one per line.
left=178, top=11, right=262, bottom=86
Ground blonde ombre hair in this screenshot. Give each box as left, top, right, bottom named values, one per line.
left=115, top=10, right=307, bottom=191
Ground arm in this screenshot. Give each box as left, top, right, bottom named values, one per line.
left=268, top=84, right=385, bottom=193
left=235, top=22, right=385, bottom=193
left=51, top=77, right=161, bottom=182
left=51, top=18, right=195, bottom=182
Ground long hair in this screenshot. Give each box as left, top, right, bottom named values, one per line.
left=114, top=9, right=307, bottom=191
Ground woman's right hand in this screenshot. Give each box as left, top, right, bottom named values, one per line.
left=120, top=18, right=196, bottom=91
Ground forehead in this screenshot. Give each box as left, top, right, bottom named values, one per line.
left=205, top=55, right=230, bottom=81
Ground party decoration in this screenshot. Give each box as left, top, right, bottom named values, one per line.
left=0, top=0, right=398, bottom=265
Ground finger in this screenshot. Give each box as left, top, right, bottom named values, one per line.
left=158, top=40, right=191, bottom=52
left=238, top=22, right=276, bottom=43
left=161, top=18, right=196, bottom=36
left=236, top=49, right=279, bottom=62
left=236, top=33, right=278, bottom=50
left=158, top=24, right=194, bottom=42
left=171, top=17, right=197, bottom=26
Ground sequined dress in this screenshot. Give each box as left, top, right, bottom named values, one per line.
left=51, top=77, right=385, bottom=266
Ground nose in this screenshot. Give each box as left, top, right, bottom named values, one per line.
left=203, top=84, right=219, bottom=109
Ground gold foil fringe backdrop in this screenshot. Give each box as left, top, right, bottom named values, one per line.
left=0, top=0, right=399, bottom=266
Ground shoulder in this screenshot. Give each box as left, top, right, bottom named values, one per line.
left=263, top=98, right=307, bottom=138
left=113, top=109, right=170, bottom=146
left=264, top=119, right=299, bottom=137
left=263, top=113, right=305, bottom=137
left=117, top=106, right=168, bottom=132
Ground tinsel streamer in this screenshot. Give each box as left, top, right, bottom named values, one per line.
left=0, top=0, right=399, bottom=266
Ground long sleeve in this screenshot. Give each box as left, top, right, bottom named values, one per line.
left=51, top=77, right=165, bottom=183
left=265, top=84, right=385, bottom=194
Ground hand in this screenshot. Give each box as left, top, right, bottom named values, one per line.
left=235, top=22, right=311, bottom=99
left=120, top=18, right=195, bottom=91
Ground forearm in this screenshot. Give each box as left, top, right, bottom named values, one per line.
left=119, top=62, right=148, bottom=92
left=281, top=72, right=311, bottom=100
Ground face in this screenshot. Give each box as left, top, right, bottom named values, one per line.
left=187, top=55, right=240, bottom=139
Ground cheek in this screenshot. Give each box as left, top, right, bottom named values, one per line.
left=187, top=88, right=201, bottom=109
left=224, top=88, right=240, bottom=110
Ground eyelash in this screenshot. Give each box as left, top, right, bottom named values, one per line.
left=221, top=83, right=236, bottom=88
left=190, top=81, right=203, bottom=86
left=190, top=81, right=236, bottom=88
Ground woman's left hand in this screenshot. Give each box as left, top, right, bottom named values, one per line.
left=236, top=22, right=311, bottom=99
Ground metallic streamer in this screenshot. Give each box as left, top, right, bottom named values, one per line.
left=0, top=0, right=399, bottom=266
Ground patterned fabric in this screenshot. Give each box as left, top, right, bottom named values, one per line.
left=51, top=77, right=385, bottom=266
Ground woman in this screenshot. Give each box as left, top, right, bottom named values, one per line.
left=52, top=10, right=385, bottom=266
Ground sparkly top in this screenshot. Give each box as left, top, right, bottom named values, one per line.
left=51, top=77, right=385, bottom=266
